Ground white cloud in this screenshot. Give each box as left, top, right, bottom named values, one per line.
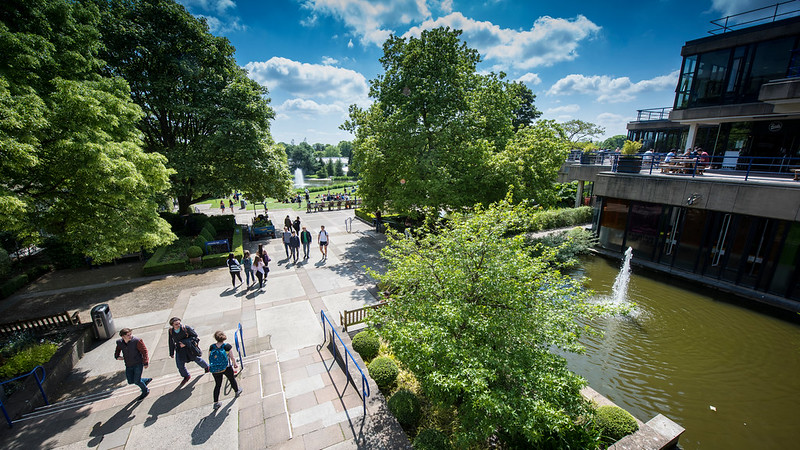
left=403, top=12, right=600, bottom=69
left=277, top=98, right=346, bottom=116
left=546, top=104, right=580, bottom=115
left=321, top=56, right=339, bottom=65
left=300, top=0, right=432, bottom=46
left=347, top=39, right=354, bottom=48
left=516, top=73, right=541, bottom=85
left=197, top=14, right=245, bottom=33
left=244, top=57, right=369, bottom=104
left=710, top=0, right=777, bottom=17
left=595, top=112, right=633, bottom=139
left=547, top=70, right=679, bottom=103
left=179, top=0, right=244, bottom=34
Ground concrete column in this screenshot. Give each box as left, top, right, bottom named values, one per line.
left=575, top=180, right=584, bottom=208
left=685, top=123, right=698, bottom=150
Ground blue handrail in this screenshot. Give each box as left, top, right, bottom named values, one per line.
left=0, top=365, right=48, bottom=428
left=234, top=322, right=246, bottom=369
left=320, top=310, right=370, bottom=412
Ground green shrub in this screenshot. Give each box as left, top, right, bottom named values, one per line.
left=208, top=215, right=236, bottom=232
left=193, top=235, right=207, bottom=252
left=352, top=330, right=380, bottom=361
left=368, top=356, right=399, bottom=389
left=41, top=236, right=84, bottom=269
left=595, top=405, right=639, bottom=444
left=201, top=252, right=228, bottom=268
left=0, top=274, right=28, bottom=299
left=185, top=213, right=209, bottom=235
left=0, top=342, right=58, bottom=379
left=231, top=228, right=243, bottom=259
left=186, top=246, right=203, bottom=258
left=0, top=248, right=10, bottom=277
left=202, top=221, right=217, bottom=237
left=387, top=389, right=421, bottom=427
left=199, top=229, right=214, bottom=243
left=142, top=247, right=186, bottom=275
left=413, top=429, right=450, bottom=450
left=159, top=211, right=184, bottom=233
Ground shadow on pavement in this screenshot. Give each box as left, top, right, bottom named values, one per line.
left=87, top=397, right=140, bottom=447
left=144, top=377, right=200, bottom=427
left=190, top=398, right=235, bottom=445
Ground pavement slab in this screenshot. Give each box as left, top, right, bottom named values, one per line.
left=256, top=301, right=322, bottom=355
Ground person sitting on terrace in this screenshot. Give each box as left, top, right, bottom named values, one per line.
left=700, top=150, right=710, bottom=167
left=665, top=149, right=676, bottom=162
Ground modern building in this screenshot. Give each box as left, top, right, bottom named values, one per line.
left=561, top=4, right=800, bottom=312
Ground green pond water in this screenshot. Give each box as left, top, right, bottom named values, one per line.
left=567, top=256, right=800, bottom=449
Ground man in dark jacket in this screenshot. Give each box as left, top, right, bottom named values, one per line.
left=168, top=317, right=210, bottom=383
left=289, top=230, right=300, bottom=263
left=115, top=328, right=152, bottom=399
left=300, top=226, right=312, bottom=259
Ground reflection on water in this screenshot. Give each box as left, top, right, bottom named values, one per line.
left=568, top=256, right=800, bottom=449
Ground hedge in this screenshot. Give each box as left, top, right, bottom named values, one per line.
left=202, top=228, right=243, bottom=268
left=193, top=235, right=207, bottom=252
left=413, top=429, right=451, bottom=450
left=202, top=221, right=217, bottom=237
left=231, top=228, right=243, bottom=258
left=595, top=405, right=639, bottom=444
left=199, top=228, right=214, bottom=243
left=142, top=247, right=186, bottom=275
left=1, top=274, right=29, bottom=299
left=525, top=206, right=592, bottom=232
left=208, top=215, right=236, bottom=233
left=0, top=342, right=58, bottom=379
left=201, top=252, right=228, bottom=268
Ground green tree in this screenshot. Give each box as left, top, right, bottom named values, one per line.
left=492, top=120, right=570, bottom=207
left=561, top=119, right=605, bottom=143
left=334, top=159, right=344, bottom=177
left=323, top=144, right=340, bottom=157
left=337, top=140, right=353, bottom=158
left=369, top=201, right=610, bottom=447
left=0, top=0, right=175, bottom=262
left=344, top=27, right=523, bottom=217
left=326, top=159, right=335, bottom=177
left=508, top=81, right=542, bottom=132
left=285, top=141, right=318, bottom=173
left=95, top=0, right=291, bottom=213
left=601, top=134, right=627, bottom=150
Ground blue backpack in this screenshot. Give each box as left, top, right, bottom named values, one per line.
left=209, top=344, right=228, bottom=373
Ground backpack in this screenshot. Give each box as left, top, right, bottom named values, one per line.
left=228, top=259, right=240, bottom=272
left=208, top=344, right=229, bottom=373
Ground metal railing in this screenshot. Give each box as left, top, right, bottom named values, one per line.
left=320, top=310, right=370, bottom=412
left=635, top=107, right=672, bottom=121
left=233, top=322, right=246, bottom=369
left=601, top=152, right=800, bottom=180
left=709, top=1, right=800, bottom=34
left=1, top=365, right=48, bottom=428
left=345, top=217, right=353, bottom=233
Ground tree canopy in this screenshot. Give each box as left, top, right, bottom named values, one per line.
left=95, top=0, right=291, bottom=213
left=561, top=119, right=606, bottom=143
left=0, top=0, right=174, bottom=261
left=369, top=201, right=610, bottom=447
left=345, top=27, right=565, bottom=216
left=601, top=134, right=627, bottom=150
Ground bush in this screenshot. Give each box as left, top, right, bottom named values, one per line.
left=186, top=246, right=203, bottom=258
left=368, top=356, right=399, bottom=389
left=201, top=252, right=228, bottom=268
left=0, top=248, right=10, bottom=277
left=0, top=342, right=58, bottom=379
left=199, top=228, right=214, bottom=243
left=595, top=405, right=639, bottom=444
left=208, top=215, right=236, bottom=232
left=231, top=228, right=243, bottom=259
left=159, top=211, right=184, bottom=233
left=0, top=274, right=28, bottom=299
left=387, top=389, right=421, bottom=427
left=41, top=236, right=85, bottom=269
left=185, top=213, right=209, bottom=235
left=413, top=429, right=450, bottom=450
left=142, top=247, right=186, bottom=275
left=202, top=221, right=217, bottom=237
left=25, top=264, right=51, bottom=282
left=352, top=331, right=380, bottom=361
left=193, top=235, right=207, bottom=252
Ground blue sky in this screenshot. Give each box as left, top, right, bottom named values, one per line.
left=176, top=0, right=784, bottom=145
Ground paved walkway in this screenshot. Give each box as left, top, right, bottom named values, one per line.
left=0, top=208, right=410, bottom=449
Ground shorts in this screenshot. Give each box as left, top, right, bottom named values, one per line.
left=320, top=241, right=328, bottom=246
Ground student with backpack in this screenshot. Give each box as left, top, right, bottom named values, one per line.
left=168, top=317, right=210, bottom=383
left=227, top=253, right=242, bottom=288
left=209, top=330, right=241, bottom=408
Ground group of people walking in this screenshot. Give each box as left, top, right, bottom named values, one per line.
left=280, top=215, right=329, bottom=262
left=114, top=317, right=240, bottom=408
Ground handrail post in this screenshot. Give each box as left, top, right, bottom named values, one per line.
left=1, top=400, right=11, bottom=428
left=34, top=366, right=48, bottom=405
left=746, top=157, right=753, bottom=180
left=238, top=323, right=246, bottom=357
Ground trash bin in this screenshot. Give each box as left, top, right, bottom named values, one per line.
left=240, top=199, right=246, bottom=209
left=91, top=303, right=115, bottom=340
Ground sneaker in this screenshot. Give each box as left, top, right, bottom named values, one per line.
left=204, top=367, right=210, bottom=373
left=181, top=375, right=191, bottom=384
left=235, top=388, right=243, bottom=396
left=139, top=389, right=150, bottom=400
left=143, top=378, right=152, bottom=386
left=213, top=401, right=221, bottom=409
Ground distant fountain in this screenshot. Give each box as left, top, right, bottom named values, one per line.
left=294, top=168, right=305, bottom=188
left=611, top=247, right=633, bottom=303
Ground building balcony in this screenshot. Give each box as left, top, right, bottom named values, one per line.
left=758, top=77, right=800, bottom=112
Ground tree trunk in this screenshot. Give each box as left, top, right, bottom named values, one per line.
left=177, top=195, right=193, bottom=215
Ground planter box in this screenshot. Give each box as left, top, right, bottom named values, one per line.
left=617, top=157, right=643, bottom=173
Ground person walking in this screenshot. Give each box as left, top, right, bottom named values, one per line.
left=242, top=250, right=253, bottom=287
left=114, top=328, right=152, bottom=400
left=318, top=225, right=329, bottom=259
left=289, top=230, right=300, bottom=263
left=220, top=200, right=225, bottom=213
left=209, top=330, right=241, bottom=408
left=282, top=227, right=292, bottom=258
left=252, top=255, right=266, bottom=289
left=300, top=226, right=312, bottom=259
left=168, top=317, right=210, bottom=383
left=227, top=253, right=242, bottom=288
left=284, top=215, right=292, bottom=231
left=292, top=216, right=301, bottom=234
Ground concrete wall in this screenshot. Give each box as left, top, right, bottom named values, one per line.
left=593, top=173, right=800, bottom=222
left=557, top=163, right=612, bottom=184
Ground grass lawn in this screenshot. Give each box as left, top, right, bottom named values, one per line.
left=193, top=183, right=358, bottom=212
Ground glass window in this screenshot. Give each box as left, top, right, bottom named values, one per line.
left=673, top=208, right=709, bottom=271
left=675, top=55, right=697, bottom=109
left=742, top=36, right=796, bottom=101
left=769, top=222, right=800, bottom=296
left=626, top=202, right=663, bottom=260
left=693, top=49, right=731, bottom=107
left=599, top=198, right=629, bottom=252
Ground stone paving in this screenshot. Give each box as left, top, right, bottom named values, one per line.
left=0, top=207, right=410, bottom=449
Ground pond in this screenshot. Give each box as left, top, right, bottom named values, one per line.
left=567, top=255, right=800, bottom=449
